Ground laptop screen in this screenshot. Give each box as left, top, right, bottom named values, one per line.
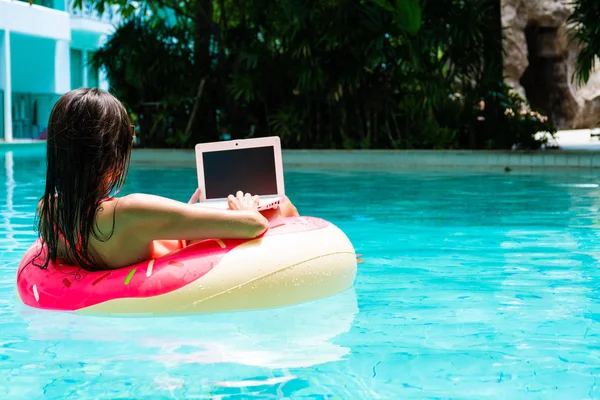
left=203, top=146, right=278, bottom=199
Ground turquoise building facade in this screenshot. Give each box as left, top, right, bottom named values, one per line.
left=0, top=0, right=115, bottom=141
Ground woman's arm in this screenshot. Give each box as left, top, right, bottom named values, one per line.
left=117, top=193, right=269, bottom=241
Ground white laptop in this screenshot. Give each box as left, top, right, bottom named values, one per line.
left=194, top=136, right=285, bottom=210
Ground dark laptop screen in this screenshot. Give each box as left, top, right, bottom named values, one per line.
left=203, top=146, right=278, bottom=199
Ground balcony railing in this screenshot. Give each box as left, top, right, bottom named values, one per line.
left=68, top=0, right=118, bottom=25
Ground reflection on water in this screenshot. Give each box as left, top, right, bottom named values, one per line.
left=5, top=148, right=600, bottom=398
left=19, top=289, right=358, bottom=370
left=3, top=151, right=17, bottom=252
left=15, top=289, right=358, bottom=398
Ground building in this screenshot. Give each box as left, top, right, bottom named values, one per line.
left=0, top=0, right=116, bottom=142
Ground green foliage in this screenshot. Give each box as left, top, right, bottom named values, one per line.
left=80, top=0, right=553, bottom=149
left=90, top=16, right=199, bottom=147
left=370, top=0, right=421, bottom=34
left=568, top=0, right=600, bottom=87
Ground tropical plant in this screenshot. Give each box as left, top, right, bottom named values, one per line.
left=77, top=0, right=554, bottom=149
left=568, top=0, right=600, bottom=87
left=91, top=15, right=197, bottom=147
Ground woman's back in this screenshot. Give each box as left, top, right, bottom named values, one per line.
left=52, top=197, right=151, bottom=269
left=37, top=88, right=275, bottom=272
left=54, top=194, right=279, bottom=269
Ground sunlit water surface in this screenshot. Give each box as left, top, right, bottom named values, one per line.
left=1, top=148, right=600, bottom=398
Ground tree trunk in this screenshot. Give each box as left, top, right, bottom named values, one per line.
left=185, top=78, right=207, bottom=136
left=194, top=0, right=213, bottom=75
left=192, top=0, right=214, bottom=141
left=482, top=0, right=504, bottom=148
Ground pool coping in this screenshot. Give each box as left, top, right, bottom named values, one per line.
left=130, top=148, right=600, bottom=169
left=0, top=140, right=46, bottom=150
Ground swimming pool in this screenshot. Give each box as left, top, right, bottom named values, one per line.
left=1, top=147, right=600, bottom=398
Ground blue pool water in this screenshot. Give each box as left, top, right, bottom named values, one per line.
left=1, top=147, right=600, bottom=398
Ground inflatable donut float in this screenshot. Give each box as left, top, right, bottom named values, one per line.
left=15, top=216, right=357, bottom=315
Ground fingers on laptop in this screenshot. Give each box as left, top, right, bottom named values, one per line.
left=244, top=193, right=260, bottom=208
left=227, top=192, right=260, bottom=210
left=227, top=195, right=237, bottom=209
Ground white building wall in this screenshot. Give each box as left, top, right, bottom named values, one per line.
left=0, top=0, right=70, bottom=41
left=0, top=29, right=11, bottom=141
left=0, top=30, right=6, bottom=89
left=0, top=0, right=116, bottom=141
left=54, top=40, right=70, bottom=93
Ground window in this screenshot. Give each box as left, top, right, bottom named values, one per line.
left=70, top=49, right=83, bottom=89
left=87, top=51, right=99, bottom=88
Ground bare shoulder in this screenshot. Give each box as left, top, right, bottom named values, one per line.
left=114, top=193, right=180, bottom=215
left=92, top=194, right=160, bottom=241
left=107, top=193, right=186, bottom=228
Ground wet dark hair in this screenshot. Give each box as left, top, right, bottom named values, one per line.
left=35, top=88, right=134, bottom=271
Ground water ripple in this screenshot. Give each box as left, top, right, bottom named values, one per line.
left=1, top=151, right=600, bottom=398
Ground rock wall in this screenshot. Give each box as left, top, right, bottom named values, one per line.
left=502, top=0, right=600, bottom=129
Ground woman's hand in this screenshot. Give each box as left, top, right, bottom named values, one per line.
left=227, top=191, right=260, bottom=211
left=188, top=188, right=202, bottom=204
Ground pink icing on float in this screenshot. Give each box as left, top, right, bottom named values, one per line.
left=16, top=216, right=357, bottom=315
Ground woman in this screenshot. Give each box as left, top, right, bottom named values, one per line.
left=36, top=88, right=299, bottom=271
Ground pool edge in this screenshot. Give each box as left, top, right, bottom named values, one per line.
left=130, top=148, right=600, bottom=169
